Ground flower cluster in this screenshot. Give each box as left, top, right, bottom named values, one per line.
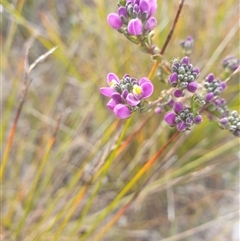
left=107, top=0, right=157, bottom=37
left=220, top=110, right=240, bottom=137
left=164, top=102, right=203, bottom=132
left=180, top=36, right=194, bottom=54
left=168, top=57, right=200, bottom=98
left=100, top=73, right=154, bottom=119
left=204, top=73, right=227, bottom=102
left=222, top=55, right=240, bottom=72
left=212, top=98, right=229, bottom=118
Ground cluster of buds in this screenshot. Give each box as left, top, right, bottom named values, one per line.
left=100, top=73, right=154, bottom=119
left=107, top=0, right=157, bottom=37
left=220, top=110, right=240, bottom=137
left=222, top=55, right=240, bottom=72
left=204, top=73, right=227, bottom=102
left=180, top=36, right=194, bottom=55
left=212, top=98, right=229, bottom=118
left=164, top=102, right=203, bottom=132
left=168, top=57, right=200, bottom=98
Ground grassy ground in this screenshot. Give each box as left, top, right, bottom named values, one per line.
left=1, top=0, right=240, bottom=240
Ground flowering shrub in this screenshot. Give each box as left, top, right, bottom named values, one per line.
left=101, top=0, right=240, bottom=135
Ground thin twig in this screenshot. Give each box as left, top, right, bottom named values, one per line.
left=160, top=0, right=185, bottom=55
left=148, top=0, right=185, bottom=79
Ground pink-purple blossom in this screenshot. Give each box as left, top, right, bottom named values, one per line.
left=204, top=73, right=227, bottom=102
left=222, top=55, right=240, bottom=72
left=107, top=0, right=158, bottom=36
left=180, top=36, right=194, bottom=54
left=220, top=110, right=240, bottom=137
left=168, top=56, right=200, bottom=98
left=100, top=73, right=154, bottom=119
left=164, top=102, right=203, bottom=132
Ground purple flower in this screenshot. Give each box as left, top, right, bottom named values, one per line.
left=220, top=117, right=228, bottom=126
left=174, top=89, right=184, bottom=98
left=205, top=92, right=214, bottom=102
left=114, top=104, right=132, bottom=119
left=180, top=36, right=194, bottom=54
left=100, top=73, right=120, bottom=97
left=107, top=99, right=117, bottom=110
left=222, top=55, right=240, bottom=72
left=204, top=73, right=227, bottom=102
left=164, top=112, right=176, bottom=126
left=154, top=106, right=162, bottom=114
left=127, top=18, right=143, bottom=35
left=169, top=72, right=178, bottom=86
left=220, top=110, right=240, bottom=137
left=213, top=98, right=229, bottom=117
left=164, top=102, right=203, bottom=132
left=187, top=82, right=198, bottom=93
left=107, top=0, right=158, bottom=36
left=145, top=16, right=157, bottom=31
left=194, top=115, right=203, bottom=124
left=100, top=73, right=154, bottom=119
left=107, top=13, right=123, bottom=30
left=168, top=56, right=200, bottom=98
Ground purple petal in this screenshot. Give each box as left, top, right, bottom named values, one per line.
left=141, top=81, right=154, bottom=98
left=206, top=73, right=214, bottom=83
left=107, top=99, right=117, bottom=110
left=133, top=4, right=140, bottom=13
left=100, top=87, right=114, bottom=97
left=127, top=18, right=143, bottom=36
left=122, top=89, right=129, bottom=99
left=154, top=107, right=162, bottom=114
left=192, top=67, right=200, bottom=75
left=145, top=16, right=157, bottom=31
left=148, top=0, right=157, bottom=16
left=114, top=104, right=132, bottom=119
left=194, top=115, right=203, bottom=124
left=174, top=89, right=184, bottom=98
left=220, top=82, right=227, bottom=90
left=107, top=73, right=119, bottom=86
left=107, top=13, right=123, bottom=30
left=164, top=112, right=176, bottom=126
left=172, top=62, right=180, bottom=69
left=126, top=93, right=140, bottom=106
left=187, top=36, right=194, bottom=41
left=174, top=102, right=184, bottom=114
left=177, top=121, right=187, bottom=132
left=138, top=77, right=150, bottom=85
left=139, top=0, right=149, bottom=13
left=181, top=56, right=189, bottom=65
left=187, top=82, right=198, bottom=93
left=167, top=98, right=175, bottom=107
left=111, top=92, right=122, bottom=103
left=214, top=99, right=221, bottom=107
left=205, top=92, right=214, bottom=102
left=118, top=6, right=127, bottom=18
left=169, top=72, right=178, bottom=86
left=220, top=117, right=228, bottom=126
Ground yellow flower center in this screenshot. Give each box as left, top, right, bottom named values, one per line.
left=109, top=80, right=117, bottom=87
left=133, top=85, right=142, bottom=96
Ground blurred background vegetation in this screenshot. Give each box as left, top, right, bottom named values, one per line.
left=1, top=0, right=240, bottom=240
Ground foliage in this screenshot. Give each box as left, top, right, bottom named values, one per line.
left=1, top=0, right=239, bottom=240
